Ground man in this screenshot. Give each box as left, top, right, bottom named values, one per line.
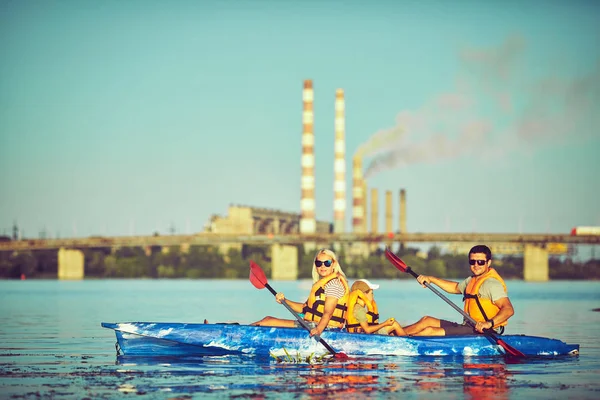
left=404, top=245, right=514, bottom=336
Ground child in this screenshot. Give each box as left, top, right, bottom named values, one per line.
left=346, top=279, right=408, bottom=336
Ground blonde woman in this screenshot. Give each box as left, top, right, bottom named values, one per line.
left=251, top=248, right=350, bottom=337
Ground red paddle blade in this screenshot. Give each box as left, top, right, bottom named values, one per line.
left=496, top=338, right=527, bottom=357
left=334, top=352, right=349, bottom=360
left=249, top=260, right=267, bottom=289
left=384, top=248, right=408, bottom=272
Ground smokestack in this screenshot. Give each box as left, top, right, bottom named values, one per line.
left=399, top=189, right=407, bottom=233
left=370, top=188, right=378, bottom=233
left=300, top=79, right=316, bottom=234
left=352, top=155, right=365, bottom=233
left=385, top=190, right=392, bottom=234
left=333, top=89, right=346, bottom=233
left=362, top=179, right=368, bottom=232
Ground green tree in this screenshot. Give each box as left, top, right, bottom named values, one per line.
left=424, top=258, right=447, bottom=277
left=14, top=251, right=37, bottom=278
left=225, top=248, right=259, bottom=279
left=496, top=256, right=523, bottom=279
left=157, top=264, right=176, bottom=278
left=84, top=250, right=108, bottom=278
left=184, top=246, right=224, bottom=278
left=441, top=253, right=468, bottom=278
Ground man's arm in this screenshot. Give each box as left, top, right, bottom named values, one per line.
left=476, top=297, right=515, bottom=332
left=474, top=279, right=515, bottom=332
left=417, top=275, right=460, bottom=294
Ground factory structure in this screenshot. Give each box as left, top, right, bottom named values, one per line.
left=206, top=79, right=407, bottom=249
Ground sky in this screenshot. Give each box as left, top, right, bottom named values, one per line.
left=1, top=0, right=599, bottom=241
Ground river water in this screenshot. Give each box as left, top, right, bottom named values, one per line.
left=1, top=279, right=599, bottom=399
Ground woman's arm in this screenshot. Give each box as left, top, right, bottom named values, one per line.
left=275, top=293, right=306, bottom=313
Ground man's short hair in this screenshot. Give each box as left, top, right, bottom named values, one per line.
left=469, top=244, right=492, bottom=260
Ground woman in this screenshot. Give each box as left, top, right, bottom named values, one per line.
left=251, top=248, right=349, bottom=337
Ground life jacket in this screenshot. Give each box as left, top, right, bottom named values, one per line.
left=303, top=273, right=349, bottom=328
left=463, top=268, right=508, bottom=327
left=345, top=290, right=380, bottom=333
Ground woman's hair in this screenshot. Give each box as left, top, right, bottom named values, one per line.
left=311, top=248, right=346, bottom=282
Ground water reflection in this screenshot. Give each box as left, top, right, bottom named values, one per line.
left=283, top=362, right=398, bottom=397
left=411, top=356, right=519, bottom=399
left=104, top=353, right=585, bottom=398
left=462, top=359, right=510, bottom=400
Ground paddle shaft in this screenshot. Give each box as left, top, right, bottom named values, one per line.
left=263, top=282, right=339, bottom=355
left=405, top=266, right=506, bottom=342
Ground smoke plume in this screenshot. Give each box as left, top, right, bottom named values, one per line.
left=361, top=36, right=600, bottom=178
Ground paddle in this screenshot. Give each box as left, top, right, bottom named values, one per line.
left=384, top=248, right=526, bottom=358
left=249, top=260, right=348, bottom=360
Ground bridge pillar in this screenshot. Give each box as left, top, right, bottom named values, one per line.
left=271, top=244, right=298, bottom=280
left=523, top=244, right=549, bottom=282
left=58, top=248, right=84, bottom=280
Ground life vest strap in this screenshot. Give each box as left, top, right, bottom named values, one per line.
left=306, top=305, right=347, bottom=324
left=367, top=311, right=380, bottom=321
left=463, top=293, right=491, bottom=323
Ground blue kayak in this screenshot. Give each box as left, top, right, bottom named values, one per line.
left=101, top=322, right=579, bottom=358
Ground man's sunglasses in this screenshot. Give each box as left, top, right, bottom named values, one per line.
left=469, top=259, right=488, bottom=266
left=315, top=259, right=333, bottom=268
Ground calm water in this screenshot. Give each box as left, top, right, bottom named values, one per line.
left=1, top=279, right=599, bottom=399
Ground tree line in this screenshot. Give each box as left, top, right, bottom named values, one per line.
left=0, top=244, right=598, bottom=280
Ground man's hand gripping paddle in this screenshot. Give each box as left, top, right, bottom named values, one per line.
left=384, top=248, right=526, bottom=358
left=249, top=260, right=348, bottom=360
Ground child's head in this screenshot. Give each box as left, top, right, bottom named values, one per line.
left=351, top=279, right=379, bottom=298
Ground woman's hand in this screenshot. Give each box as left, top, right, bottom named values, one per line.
left=275, top=293, right=285, bottom=304
left=416, top=275, right=432, bottom=288
left=310, top=326, right=323, bottom=337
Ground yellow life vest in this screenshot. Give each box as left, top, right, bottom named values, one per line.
left=303, top=273, right=349, bottom=328
left=345, top=290, right=380, bottom=333
left=463, top=268, right=508, bottom=327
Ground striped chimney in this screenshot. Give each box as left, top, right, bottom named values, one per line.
left=333, top=89, right=346, bottom=233
left=300, top=79, right=317, bottom=233
left=351, top=155, right=365, bottom=233
left=370, top=188, right=379, bottom=233
left=300, top=79, right=316, bottom=234
left=362, top=179, right=368, bottom=232
left=385, top=190, right=392, bottom=234
left=399, top=189, right=407, bottom=233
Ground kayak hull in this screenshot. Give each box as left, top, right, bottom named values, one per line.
left=101, top=322, right=579, bottom=358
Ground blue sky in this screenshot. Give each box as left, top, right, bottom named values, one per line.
left=1, top=0, right=599, bottom=240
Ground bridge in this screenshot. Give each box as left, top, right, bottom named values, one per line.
left=1, top=232, right=598, bottom=281
left=1, top=232, right=597, bottom=250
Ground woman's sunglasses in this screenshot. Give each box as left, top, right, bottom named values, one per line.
left=469, top=259, right=488, bottom=266
left=315, top=259, right=333, bottom=268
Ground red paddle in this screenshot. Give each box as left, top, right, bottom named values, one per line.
left=249, top=260, right=348, bottom=360
left=384, top=248, right=526, bottom=358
